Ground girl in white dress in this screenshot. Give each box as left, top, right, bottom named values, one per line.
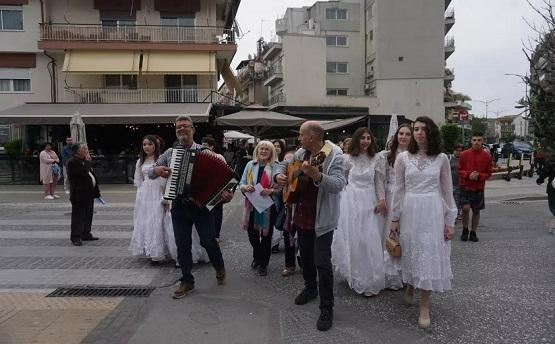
left=379, top=124, right=412, bottom=290
left=130, top=135, right=178, bottom=263
left=332, top=128, right=387, bottom=296
left=390, top=117, right=457, bottom=329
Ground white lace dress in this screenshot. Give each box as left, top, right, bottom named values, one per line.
left=130, top=160, right=209, bottom=263
left=379, top=149, right=405, bottom=289
left=391, top=151, right=457, bottom=292
left=332, top=154, right=386, bottom=295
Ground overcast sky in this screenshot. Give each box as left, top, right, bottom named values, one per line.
left=233, top=0, right=544, bottom=118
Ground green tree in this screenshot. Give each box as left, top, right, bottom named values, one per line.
left=441, top=123, right=460, bottom=153
left=470, top=117, right=487, bottom=135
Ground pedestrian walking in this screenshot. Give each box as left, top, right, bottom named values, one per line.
left=457, top=132, right=493, bottom=242
left=61, top=137, right=73, bottom=194
left=271, top=139, right=287, bottom=253
left=389, top=116, right=457, bottom=329
left=450, top=143, right=464, bottom=220
left=39, top=142, right=61, bottom=200
left=129, top=135, right=177, bottom=264
left=275, top=121, right=346, bottom=331
left=332, top=127, right=387, bottom=297
left=536, top=157, right=555, bottom=233
left=151, top=115, right=233, bottom=299
left=379, top=123, right=412, bottom=290
left=279, top=150, right=299, bottom=277
left=239, top=140, right=279, bottom=277
left=67, top=143, right=101, bottom=246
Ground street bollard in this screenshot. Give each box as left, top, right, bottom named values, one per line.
left=505, top=153, right=512, bottom=182
left=517, top=153, right=524, bottom=180
left=528, top=154, right=535, bottom=177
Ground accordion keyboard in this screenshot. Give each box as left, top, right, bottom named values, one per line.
left=163, top=148, right=195, bottom=200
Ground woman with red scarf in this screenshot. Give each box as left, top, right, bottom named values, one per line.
left=240, top=140, right=279, bottom=276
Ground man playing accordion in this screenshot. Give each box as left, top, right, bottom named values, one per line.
left=150, top=115, right=233, bottom=299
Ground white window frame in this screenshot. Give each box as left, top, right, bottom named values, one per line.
left=104, top=75, right=137, bottom=89
left=326, top=35, right=348, bottom=47
left=160, top=15, right=196, bottom=27
left=327, top=88, right=348, bottom=96
left=325, top=8, right=348, bottom=20
left=326, top=62, right=348, bottom=74
left=0, top=68, right=31, bottom=93
left=0, top=6, right=24, bottom=31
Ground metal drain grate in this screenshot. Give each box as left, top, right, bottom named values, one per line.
left=500, top=201, right=521, bottom=205
left=47, top=286, right=155, bottom=298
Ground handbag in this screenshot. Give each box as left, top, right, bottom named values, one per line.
left=385, top=232, right=401, bottom=258
left=52, top=163, right=61, bottom=177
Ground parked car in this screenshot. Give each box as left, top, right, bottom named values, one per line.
left=500, top=142, right=532, bottom=159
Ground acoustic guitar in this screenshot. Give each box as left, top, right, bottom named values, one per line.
left=283, top=144, right=332, bottom=204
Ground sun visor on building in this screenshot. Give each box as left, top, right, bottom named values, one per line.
left=62, top=50, right=141, bottom=74
left=142, top=51, right=217, bottom=75
left=0, top=103, right=211, bottom=125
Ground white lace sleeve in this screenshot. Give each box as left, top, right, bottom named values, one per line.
left=440, top=154, right=458, bottom=227
left=343, top=154, right=353, bottom=180
left=391, top=152, right=406, bottom=221
left=133, top=160, right=143, bottom=188
left=374, top=154, right=386, bottom=200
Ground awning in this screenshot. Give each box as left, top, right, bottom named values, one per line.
left=319, top=116, right=367, bottom=131
left=0, top=103, right=211, bottom=125
left=142, top=51, right=217, bottom=75
left=62, top=50, right=141, bottom=74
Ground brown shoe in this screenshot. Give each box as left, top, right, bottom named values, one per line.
left=173, top=282, right=194, bottom=299
left=216, top=267, right=226, bottom=284
left=281, top=266, right=296, bottom=277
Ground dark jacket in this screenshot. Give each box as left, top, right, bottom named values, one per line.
left=67, top=156, right=100, bottom=203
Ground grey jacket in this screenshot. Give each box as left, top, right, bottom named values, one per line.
left=273, top=141, right=346, bottom=237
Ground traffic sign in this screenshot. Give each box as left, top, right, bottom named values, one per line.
left=458, top=108, right=469, bottom=120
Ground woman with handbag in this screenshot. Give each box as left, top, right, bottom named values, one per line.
left=240, top=140, right=279, bottom=277
left=379, top=124, right=412, bottom=290
left=39, top=142, right=61, bottom=200
left=331, top=127, right=387, bottom=297
left=389, top=117, right=457, bottom=329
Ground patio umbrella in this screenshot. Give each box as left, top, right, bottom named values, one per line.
left=385, top=113, right=399, bottom=147
left=216, top=105, right=304, bottom=141
left=224, top=130, right=254, bottom=140
left=70, top=112, right=87, bottom=144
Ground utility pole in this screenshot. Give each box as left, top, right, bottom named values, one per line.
left=475, top=98, right=500, bottom=120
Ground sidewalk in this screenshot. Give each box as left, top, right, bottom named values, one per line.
left=0, top=178, right=553, bottom=344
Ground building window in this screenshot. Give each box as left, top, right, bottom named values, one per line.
left=161, top=14, right=195, bottom=27
left=0, top=68, right=30, bottom=92
left=327, top=89, right=348, bottom=96
left=0, top=7, right=23, bottom=31
left=327, top=62, right=348, bottom=74
left=326, top=8, right=347, bottom=20
left=104, top=75, right=137, bottom=89
left=326, top=35, right=347, bottom=46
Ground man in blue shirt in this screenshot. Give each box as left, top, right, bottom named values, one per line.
left=61, top=137, right=73, bottom=194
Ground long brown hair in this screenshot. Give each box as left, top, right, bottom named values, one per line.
left=348, top=127, right=378, bottom=157
left=387, top=123, right=412, bottom=167
left=408, top=116, right=442, bottom=156
left=139, top=135, right=161, bottom=164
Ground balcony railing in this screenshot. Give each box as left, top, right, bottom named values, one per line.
left=268, top=93, right=286, bottom=106
left=40, top=24, right=235, bottom=44
left=66, top=88, right=223, bottom=104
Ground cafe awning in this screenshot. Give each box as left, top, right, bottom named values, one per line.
left=62, top=50, right=141, bottom=74
left=142, top=51, right=217, bottom=75
left=319, top=116, right=367, bottom=131
left=0, top=103, right=212, bottom=125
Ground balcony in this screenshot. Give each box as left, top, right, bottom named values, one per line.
left=276, top=18, right=288, bottom=34
left=444, top=68, right=455, bottom=85
left=39, top=23, right=236, bottom=51
left=445, top=8, right=455, bottom=34
left=268, top=93, right=286, bottom=107
left=66, top=88, right=226, bottom=104
left=445, top=0, right=452, bottom=10
left=445, top=37, right=455, bottom=60
left=264, top=60, right=283, bottom=86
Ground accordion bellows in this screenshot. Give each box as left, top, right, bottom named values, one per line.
left=164, top=149, right=239, bottom=209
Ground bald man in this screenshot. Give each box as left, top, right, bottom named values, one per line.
left=274, top=121, right=346, bottom=331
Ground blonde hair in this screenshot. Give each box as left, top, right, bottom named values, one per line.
left=253, top=140, right=277, bottom=165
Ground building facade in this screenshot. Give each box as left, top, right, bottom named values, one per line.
left=0, top=0, right=241, bottom=147
left=259, top=0, right=454, bottom=123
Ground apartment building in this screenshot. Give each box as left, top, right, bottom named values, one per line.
left=260, top=0, right=454, bottom=124
left=0, top=0, right=240, bottom=148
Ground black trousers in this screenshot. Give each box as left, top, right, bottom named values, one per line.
left=296, top=226, right=334, bottom=310
left=283, top=229, right=297, bottom=268
left=71, top=198, right=94, bottom=241
left=247, top=211, right=274, bottom=268
left=212, top=203, right=224, bottom=239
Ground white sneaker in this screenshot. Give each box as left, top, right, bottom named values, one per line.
left=64, top=190, right=70, bottom=194
left=44, top=195, right=54, bottom=200
left=52, top=194, right=60, bottom=199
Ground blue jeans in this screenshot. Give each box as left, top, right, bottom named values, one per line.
left=171, top=199, right=224, bottom=285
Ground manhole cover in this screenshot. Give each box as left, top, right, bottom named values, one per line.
left=47, top=286, right=155, bottom=297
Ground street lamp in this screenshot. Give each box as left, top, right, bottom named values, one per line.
left=474, top=98, right=500, bottom=120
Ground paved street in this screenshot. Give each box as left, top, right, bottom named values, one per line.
left=0, top=177, right=553, bottom=344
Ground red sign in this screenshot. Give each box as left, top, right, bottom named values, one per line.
left=458, top=108, right=469, bottom=120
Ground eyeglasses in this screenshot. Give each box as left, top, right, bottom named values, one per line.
left=176, top=124, right=194, bottom=129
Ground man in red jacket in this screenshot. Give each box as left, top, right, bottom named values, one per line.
left=458, top=133, right=493, bottom=242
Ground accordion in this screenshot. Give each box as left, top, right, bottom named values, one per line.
left=163, top=148, right=239, bottom=210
